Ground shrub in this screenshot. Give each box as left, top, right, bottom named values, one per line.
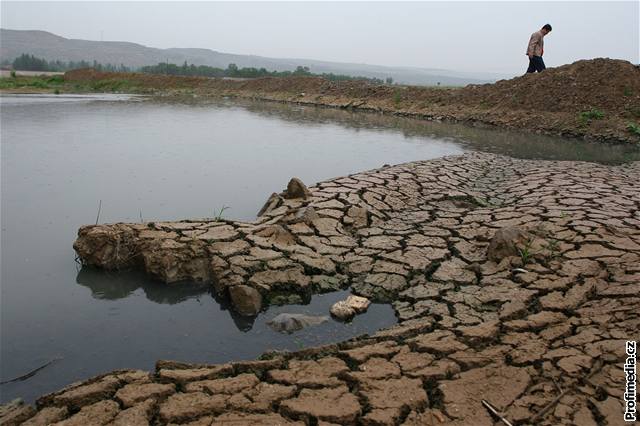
left=47, top=75, right=64, bottom=84
left=579, top=109, right=605, bottom=124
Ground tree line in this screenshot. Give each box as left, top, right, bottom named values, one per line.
left=6, top=53, right=393, bottom=84
left=142, top=62, right=388, bottom=84
left=7, top=53, right=131, bottom=73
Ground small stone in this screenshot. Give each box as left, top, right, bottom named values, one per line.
left=330, top=300, right=356, bottom=321
left=285, top=178, right=311, bottom=199
left=228, top=285, right=262, bottom=316
left=267, top=313, right=329, bottom=333
left=330, top=294, right=371, bottom=321
left=345, top=295, right=371, bottom=313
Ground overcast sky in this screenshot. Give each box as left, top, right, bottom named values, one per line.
left=1, top=1, right=638, bottom=75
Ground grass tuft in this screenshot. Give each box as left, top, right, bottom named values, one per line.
left=627, top=122, right=640, bottom=137
left=579, top=108, right=605, bottom=124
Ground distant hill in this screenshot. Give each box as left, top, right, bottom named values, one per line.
left=0, top=28, right=506, bottom=86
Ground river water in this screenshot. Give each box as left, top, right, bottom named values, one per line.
left=1, top=94, right=638, bottom=403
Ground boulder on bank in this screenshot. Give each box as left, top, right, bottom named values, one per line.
left=285, top=178, right=311, bottom=199
left=229, top=285, right=262, bottom=317
left=330, top=301, right=355, bottom=321
left=267, top=313, right=329, bottom=334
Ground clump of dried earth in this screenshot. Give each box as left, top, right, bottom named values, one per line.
left=3, top=152, right=638, bottom=425
left=64, top=58, right=640, bottom=143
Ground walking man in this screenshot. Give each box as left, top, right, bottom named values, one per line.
left=526, top=24, right=552, bottom=73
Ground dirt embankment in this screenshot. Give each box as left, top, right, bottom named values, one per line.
left=64, top=58, right=640, bottom=143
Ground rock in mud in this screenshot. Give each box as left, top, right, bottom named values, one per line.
left=487, top=227, right=533, bottom=262
left=330, top=295, right=371, bottom=321
left=285, top=177, right=311, bottom=199
left=267, top=313, right=329, bottom=334
left=330, top=301, right=355, bottom=321
left=228, top=285, right=262, bottom=316
left=345, top=295, right=371, bottom=313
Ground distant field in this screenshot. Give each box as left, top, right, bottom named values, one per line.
left=0, top=70, right=64, bottom=77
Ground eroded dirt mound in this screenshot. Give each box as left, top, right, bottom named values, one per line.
left=455, top=58, right=640, bottom=115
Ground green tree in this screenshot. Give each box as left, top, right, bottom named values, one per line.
left=226, top=63, right=239, bottom=77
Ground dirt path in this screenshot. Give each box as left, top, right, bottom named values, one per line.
left=3, top=152, right=638, bottom=425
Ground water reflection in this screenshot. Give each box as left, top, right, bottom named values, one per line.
left=242, top=101, right=640, bottom=164
left=76, top=266, right=260, bottom=331
left=184, top=98, right=640, bottom=164
left=76, top=267, right=208, bottom=304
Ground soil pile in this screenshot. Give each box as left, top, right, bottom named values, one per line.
left=455, top=58, right=640, bottom=115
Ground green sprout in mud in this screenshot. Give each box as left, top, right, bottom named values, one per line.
left=543, top=238, right=560, bottom=258
left=213, top=205, right=230, bottom=221
left=623, top=87, right=632, bottom=97
left=627, top=122, right=640, bottom=137
left=518, top=238, right=534, bottom=265
left=579, top=108, right=605, bottom=125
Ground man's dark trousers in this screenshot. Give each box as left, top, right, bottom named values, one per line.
left=526, top=56, right=546, bottom=73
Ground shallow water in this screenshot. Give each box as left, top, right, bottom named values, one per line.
left=1, top=94, right=637, bottom=403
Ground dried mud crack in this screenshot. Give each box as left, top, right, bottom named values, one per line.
left=3, top=152, right=639, bottom=425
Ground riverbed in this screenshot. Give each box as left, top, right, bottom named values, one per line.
left=1, top=94, right=638, bottom=403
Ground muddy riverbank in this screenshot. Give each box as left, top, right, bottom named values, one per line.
left=4, top=152, right=638, bottom=425
left=58, top=58, right=640, bottom=144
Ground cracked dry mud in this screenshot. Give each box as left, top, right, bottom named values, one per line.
left=4, top=152, right=639, bottom=425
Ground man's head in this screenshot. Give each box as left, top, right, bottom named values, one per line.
left=541, top=24, right=552, bottom=35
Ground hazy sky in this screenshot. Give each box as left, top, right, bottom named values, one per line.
left=1, top=1, right=638, bottom=74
